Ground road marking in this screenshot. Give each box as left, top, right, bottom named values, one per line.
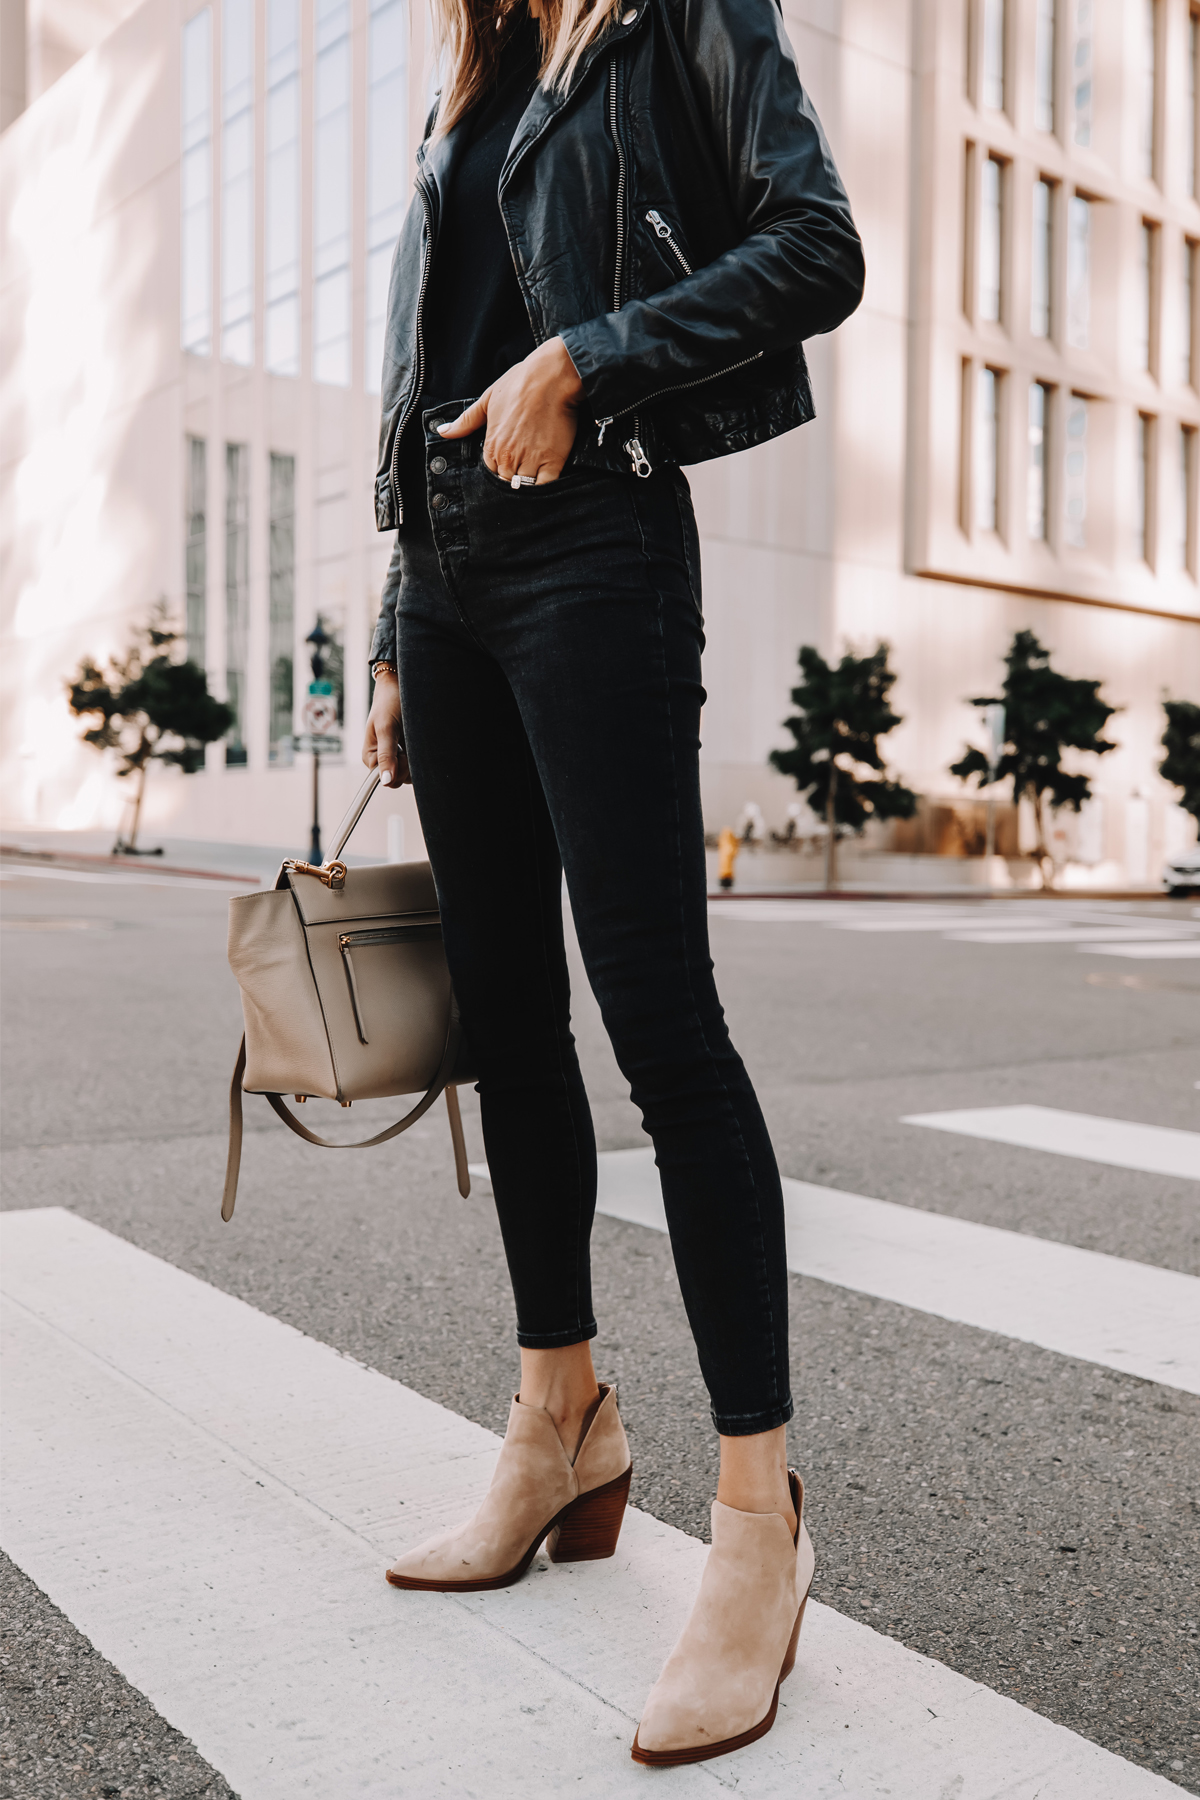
left=469, top=1150, right=1200, bottom=1396
left=1082, top=940, right=1200, bottom=959
left=904, top=1105, right=1200, bottom=1182
left=0, top=865, right=254, bottom=889
left=946, top=927, right=1194, bottom=945
left=0, top=1208, right=1178, bottom=1800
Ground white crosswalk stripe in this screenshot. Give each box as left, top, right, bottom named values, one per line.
left=903, top=1106, right=1200, bottom=1182
left=707, top=898, right=1200, bottom=956
left=472, top=1145, right=1200, bottom=1396
left=0, top=1209, right=1180, bottom=1800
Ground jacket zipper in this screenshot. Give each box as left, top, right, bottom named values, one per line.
left=645, top=209, right=692, bottom=276
left=338, top=921, right=442, bottom=1045
left=598, top=58, right=651, bottom=477
left=388, top=179, right=435, bottom=525
left=597, top=349, right=766, bottom=460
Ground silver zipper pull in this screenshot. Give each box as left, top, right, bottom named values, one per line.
left=597, top=416, right=614, bottom=445
left=646, top=209, right=671, bottom=238
left=624, top=437, right=653, bottom=478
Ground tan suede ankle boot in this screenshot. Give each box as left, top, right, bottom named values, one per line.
left=386, top=1383, right=631, bottom=1592
left=631, top=1470, right=814, bottom=1766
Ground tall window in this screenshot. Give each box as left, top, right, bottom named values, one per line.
left=1141, top=0, right=1157, bottom=182
left=1136, top=413, right=1153, bottom=563
left=1067, top=194, right=1090, bottom=348
left=269, top=453, right=295, bottom=764
left=1073, top=0, right=1092, bottom=147
left=366, top=0, right=408, bottom=393
left=1135, top=222, right=1155, bottom=374
left=1031, top=179, right=1052, bottom=337
left=979, top=156, right=1003, bottom=322
left=1190, top=12, right=1198, bottom=200
left=266, top=0, right=301, bottom=375
left=1035, top=0, right=1056, bottom=132
left=1184, top=240, right=1196, bottom=389
left=314, top=0, right=352, bottom=385
left=976, top=366, right=1000, bottom=532
left=1029, top=381, right=1043, bottom=536
left=222, top=0, right=254, bottom=364
left=1027, top=382, right=1049, bottom=540
left=1063, top=394, right=1088, bottom=546
left=225, top=443, right=250, bottom=765
left=185, top=437, right=207, bottom=664
left=982, top=0, right=1005, bottom=111
left=181, top=9, right=212, bottom=355
left=1179, top=426, right=1195, bottom=573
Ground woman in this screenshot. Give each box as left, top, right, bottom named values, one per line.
left=363, top=0, right=862, bottom=1765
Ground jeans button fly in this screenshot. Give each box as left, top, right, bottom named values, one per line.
left=430, top=456, right=447, bottom=475
left=431, top=492, right=448, bottom=510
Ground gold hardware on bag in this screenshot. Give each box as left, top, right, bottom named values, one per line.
left=340, top=1100, right=352, bottom=1108
left=283, top=858, right=348, bottom=890
left=294, top=1095, right=307, bottom=1103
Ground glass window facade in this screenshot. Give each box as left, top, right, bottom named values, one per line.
left=269, top=453, right=296, bottom=764
left=221, top=0, right=254, bottom=365
left=1034, top=0, right=1055, bottom=133
left=266, top=0, right=301, bottom=375
left=225, top=442, right=250, bottom=765
left=1066, top=194, right=1090, bottom=348
left=1190, top=13, right=1198, bottom=200
left=979, top=155, right=1003, bottom=322
left=1135, top=222, right=1154, bottom=373
left=1063, top=393, right=1088, bottom=546
left=1027, top=382, right=1048, bottom=540
left=1073, top=0, right=1092, bottom=147
left=366, top=0, right=408, bottom=394
left=1141, top=0, right=1157, bottom=182
left=1184, top=240, right=1195, bottom=389
left=1136, top=413, right=1152, bottom=562
left=181, top=9, right=212, bottom=355
left=976, top=366, right=1000, bottom=532
left=1179, top=426, right=1195, bottom=573
left=185, top=436, right=207, bottom=664
left=1031, top=178, right=1052, bottom=337
left=982, top=0, right=1005, bottom=111
left=314, top=0, right=352, bottom=386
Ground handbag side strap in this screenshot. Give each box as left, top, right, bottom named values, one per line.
left=220, top=1006, right=465, bottom=1221
left=221, top=1035, right=249, bottom=1223
left=444, top=1085, right=470, bottom=1199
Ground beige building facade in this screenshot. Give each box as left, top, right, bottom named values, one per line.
left=2, top=0, right=1198, bottom=874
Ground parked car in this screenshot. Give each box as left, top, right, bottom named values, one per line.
left=1163, top=849, right=1200, bottom=895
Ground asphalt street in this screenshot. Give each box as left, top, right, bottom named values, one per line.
left=1, top=858, right=1198, bottom=1797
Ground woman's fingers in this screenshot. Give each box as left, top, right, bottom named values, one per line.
left=438, top=392, right=490, bottom=440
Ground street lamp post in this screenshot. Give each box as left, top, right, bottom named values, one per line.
left=976, top=700, right=1006, bottom=874
left=302, top=619, right=336, bottom=863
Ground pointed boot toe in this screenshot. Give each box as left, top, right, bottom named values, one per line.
left=387, top=1383, right=632, bottom=1593
left=632, top=1471, right=814, bottom=1766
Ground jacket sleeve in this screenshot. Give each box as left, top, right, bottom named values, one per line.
left=369, top=536, right=403, bottom=666
left=559, top=0, right=865, bottom=419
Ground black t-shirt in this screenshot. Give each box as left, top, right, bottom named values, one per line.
left=397, top=18, right=541, bottom=530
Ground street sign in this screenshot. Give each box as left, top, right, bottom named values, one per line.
left=302, top=693, right=339, bottom=736
left=293, top=734, right=343, bottom=755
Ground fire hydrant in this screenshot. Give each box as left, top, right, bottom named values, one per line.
left=717, top=827, right=740, bottom=891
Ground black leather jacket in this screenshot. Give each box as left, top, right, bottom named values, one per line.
left=373, top=0, right=864, bottom=533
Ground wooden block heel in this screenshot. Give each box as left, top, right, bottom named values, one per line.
left=779, top=1592, right=808, bottom=1682
left=546, top=1464, right=632, bottom=1563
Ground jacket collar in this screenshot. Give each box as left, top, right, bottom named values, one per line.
left=501, top=1, right=648, bottom=188
left=417, top=2, right=648, bottom=213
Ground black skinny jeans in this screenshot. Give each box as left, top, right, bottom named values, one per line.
left=388, top=407, right=792, bottom=1436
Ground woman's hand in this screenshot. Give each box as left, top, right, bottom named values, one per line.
left=362, top=668, right=410, bottom=788
left=438, top=337, right=584, bottom=484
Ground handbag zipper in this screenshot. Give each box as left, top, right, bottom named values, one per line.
left=388, top=178, right=435, bottom=526
left=338, top=921, right=442, bottom=1046
left=645, top=209, right=692, bottom=276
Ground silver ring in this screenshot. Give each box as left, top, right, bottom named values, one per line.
left=510, top=474, right=536, bottom=489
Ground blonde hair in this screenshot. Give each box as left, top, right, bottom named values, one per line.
left=430, top=0, right=624, bottom=136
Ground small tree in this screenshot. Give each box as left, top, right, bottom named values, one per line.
left=769, top=642, right=918, bottom=889
left=950, top=628, right=1117, bottom=888
left=1159, top=698, right=1200, bottom=833
left=68, top=603, right=234, bottom=853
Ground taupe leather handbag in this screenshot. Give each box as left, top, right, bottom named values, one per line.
left=221, top=771, right=473, bottom=1219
